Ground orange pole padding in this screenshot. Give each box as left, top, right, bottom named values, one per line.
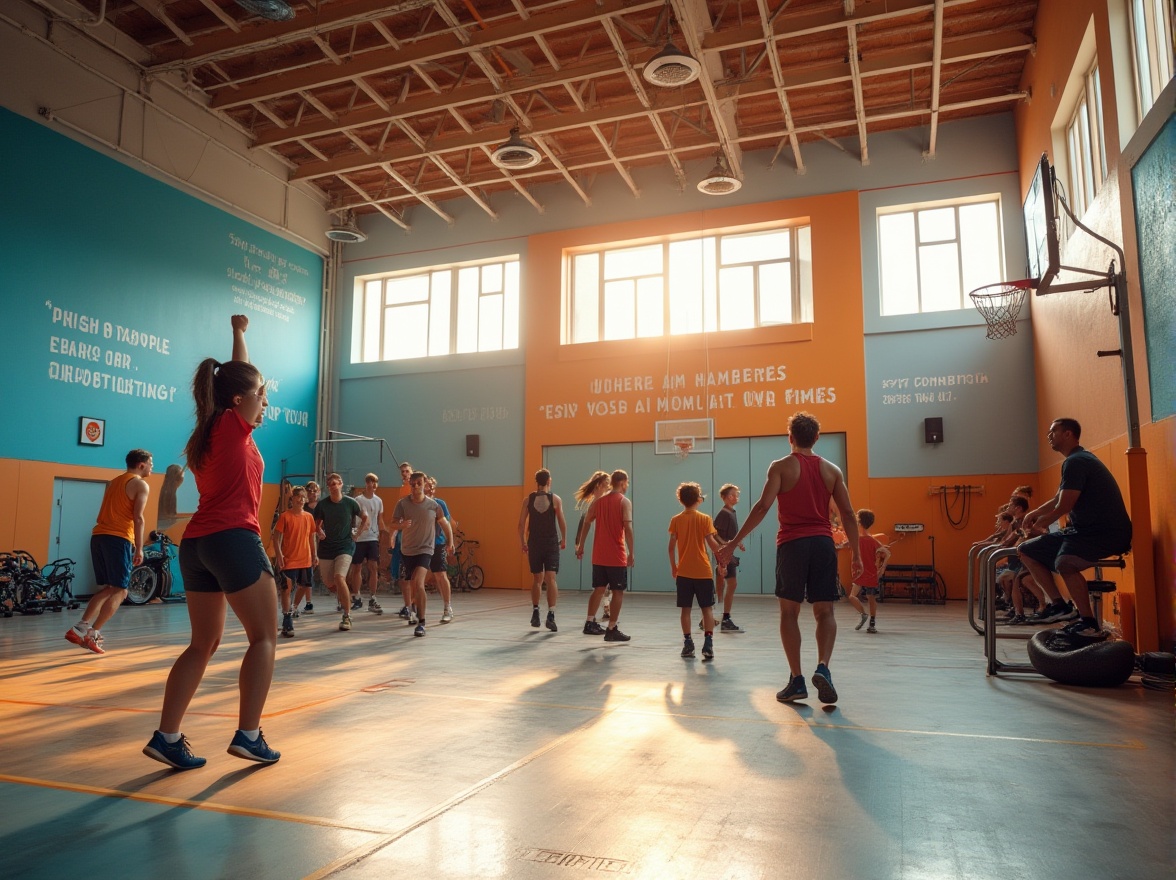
left=1125, top=447, right=1158, bottom=653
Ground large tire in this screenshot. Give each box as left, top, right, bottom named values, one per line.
left=126, top=566, right=158, bottom=605
left=1027, top=631, right=1135, bottom=687
left=465, top=565, right=485, bottom=591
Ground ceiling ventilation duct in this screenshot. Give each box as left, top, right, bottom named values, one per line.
left=326, top=214, right=367, bottom=243
left=642, top=42, right=701, bottom=87
left=697, top=155, right=741, bottom=195
left=490, top=128, right=542, bottom=170
left=233, top=0, right=295, bottom=22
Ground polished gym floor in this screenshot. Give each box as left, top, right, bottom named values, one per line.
left=0, top=589, right=1170, bottom=880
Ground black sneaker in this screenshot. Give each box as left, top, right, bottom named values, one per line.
left=545, top=611, right=558, bottom=632
left=701, top=637, right=714, bottom=661
left=303, top=603, right=314, bottom=614
left=1055, top=602, right=1080, bottom=623
left=281, top=613, right=294, bottom=638
left=398, top=605, right=410, bottom=619
left=1060, top=618, right=1108, bottom=641
left=776, top=675, right=808, bottom=702
left=1039, top=602, right=1074, bottom=623
left=583, top=620, right=605, bottom=635
left=530, top=607, right=541, bottom=628
left=351, top=597, right=363, bottom=611
left=719, top=618, right=743, bottom=633
left=603, top=627, right=631, bottom=642
left=681, top=638, right=695, bottom=658
left=811, top=664, right=838, bottom=704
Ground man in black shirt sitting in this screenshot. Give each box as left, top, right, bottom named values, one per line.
left=1019, top=418, right=1132, bottom=641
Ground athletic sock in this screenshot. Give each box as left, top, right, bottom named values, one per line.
left=238, top=728, right=260, bottom=741
left=533, top=605, right=539, bottom=611
left=704, top=630, right=713, bottom=638
left=73, top=621, right=90, bottom=634
left=161, top=731, right=182, bottom=744
left=722, top=613, right=731, bottom=621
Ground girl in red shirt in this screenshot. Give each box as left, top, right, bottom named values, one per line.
left=143, top=315, right=281, bottom=771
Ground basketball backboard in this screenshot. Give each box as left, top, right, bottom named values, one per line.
left=1023, top=152, right=1060, bottom=295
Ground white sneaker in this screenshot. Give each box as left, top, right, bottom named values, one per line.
left=441, top=607, right=454, bottom=624
left=407, top=610, right=419, bottom=625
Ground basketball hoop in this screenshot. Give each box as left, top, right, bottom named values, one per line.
left=969, top=279, right=1033, bottom=340
left=673, top=437, right=694, bottom=461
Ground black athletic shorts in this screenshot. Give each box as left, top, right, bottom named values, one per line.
left=676, top=575, right=716, bottom=609
left=429, top=547, right=449, bottom=573
left=775, top=535, right=839, bottom=603
left=402, top=552, right=433, bottom=578
left=591, top=564, right=628, bottom=591
left=1018, top=529, right=1130, bottom=572
left=181, top=529, right=274, bottom=594
left=282, top=567, right=313, bottom=587
left=717, top=556, right=740, bottom=579
left=528, top=543, right=560, bottom=574
left=351, top=540, right=380, bottom=564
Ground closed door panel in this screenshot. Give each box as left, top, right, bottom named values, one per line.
left=52, top=478, right=107, bottom=598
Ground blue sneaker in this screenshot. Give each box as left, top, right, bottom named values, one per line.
left=227, top=728, right=280, bottom=763
left=812, top=664, right=838, bottom=704
left=414, top=622, right=426, bottom=637
left=143, top=730, right=206, bottom=770
left=776, top=675, right=808, bottom=702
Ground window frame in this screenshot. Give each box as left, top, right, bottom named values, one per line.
left=875, top=194, right=1006, bottom=317
left=351, top=255, right=520, bottom=364
left=1063, top=59, right=1108, bottom=219
left=563, top=222, right=812, bottom=345
left=1128, top=0, right=1175, bottom=123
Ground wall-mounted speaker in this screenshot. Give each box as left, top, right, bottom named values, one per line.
left=466, top=434, right=480, bottom=457
left=924, top=417, right=944, bottom=444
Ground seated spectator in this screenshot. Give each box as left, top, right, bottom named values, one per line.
left=1018, top=418, right=1132, bottom=641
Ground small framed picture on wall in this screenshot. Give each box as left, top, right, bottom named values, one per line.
left=79, top=417, right=105, bottom=446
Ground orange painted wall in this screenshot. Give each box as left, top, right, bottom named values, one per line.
left=524, top=192, right=868, bottom=493
left=1012, top=0, right=1172, bottom=649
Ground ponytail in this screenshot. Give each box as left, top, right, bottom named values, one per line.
left=183, top=357, right=262, bottom=471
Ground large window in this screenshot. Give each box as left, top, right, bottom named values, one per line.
left=352, top=256, right=519, bottom=362
left=1064, top=61, right=1107, bottom=218
left=565, top=224, right=812, bottom=343
left=1129, top=0, right=1174, bottom=122
left=877, top=196, right=1004, bottom=316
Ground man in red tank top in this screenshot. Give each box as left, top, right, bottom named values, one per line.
left=575, top=470, right=635, bottom=642
left=717, top=412, right=862, bottom=705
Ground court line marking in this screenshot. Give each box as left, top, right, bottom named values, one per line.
left=0, top=773, right=392, bottom=835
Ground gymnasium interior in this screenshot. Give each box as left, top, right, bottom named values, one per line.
left=1, top=1, right=1172, bottom=878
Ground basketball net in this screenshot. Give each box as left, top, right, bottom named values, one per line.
left=969, top=280, right=1032, bottom=340
left=673, top=438, right=694, bottom=461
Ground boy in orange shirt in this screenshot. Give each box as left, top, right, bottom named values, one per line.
left=273, top=486, right=318, bottom=637
left=668, top=482, right=723, bottom=661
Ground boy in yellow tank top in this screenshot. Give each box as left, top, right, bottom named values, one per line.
left=65, top=449, right=153, bottom=654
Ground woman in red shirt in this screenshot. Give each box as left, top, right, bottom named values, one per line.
left=143, top=315, right=281, bottom=771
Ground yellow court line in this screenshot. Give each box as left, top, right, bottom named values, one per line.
left=0, top=772, right=392, bottom=835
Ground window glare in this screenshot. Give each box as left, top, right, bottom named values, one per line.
left=918, top=207, right=956, bottom=243
left=604, top=244, right=661, bottom=280
left=879, top=213, right=919, bottom=316
left=880, top=198, right=1002, bottom=316
left=351, top=256, right=519, bottom=363
left=919, top=243, right=963, bottom=312
left=567, top=225, right=810, bottom=343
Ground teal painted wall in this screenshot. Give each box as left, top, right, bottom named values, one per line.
left=0, top=109, right=323, bottom=482
left=1132, top=113, right=1176, bottom=422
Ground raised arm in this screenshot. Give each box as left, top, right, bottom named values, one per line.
left=231, top=314, right=250, bottom=363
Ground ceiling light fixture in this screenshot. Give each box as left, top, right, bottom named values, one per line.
left=643, top=42, right=701, bottom=87
left=490, top=128, right=543, bottom=170
left=697, top=154, right=741, bottom=195
left=325, top=212, right=367, bottom=243
left=233, top=0, right=295, bottom=22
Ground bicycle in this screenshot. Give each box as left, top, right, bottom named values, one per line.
left=126, top=531, right=178, bottom=605
left=0, top=551, right=79, bottom=615
left=447, top=530, right=484, bottom=592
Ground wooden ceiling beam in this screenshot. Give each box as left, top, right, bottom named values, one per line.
left=208, top=0, right=664, bottom=110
